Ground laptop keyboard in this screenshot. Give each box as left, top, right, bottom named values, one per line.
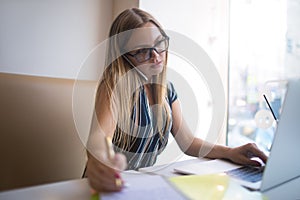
left=225, top=166, right=264, bottom=183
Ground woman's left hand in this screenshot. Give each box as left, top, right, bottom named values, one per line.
left=226, top=143, right=268, bottom=166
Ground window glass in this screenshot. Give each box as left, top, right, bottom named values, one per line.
left=228, top=0, right=290, bottom=154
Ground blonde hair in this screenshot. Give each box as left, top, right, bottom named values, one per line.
left=97, top=8, right=171, bottom=151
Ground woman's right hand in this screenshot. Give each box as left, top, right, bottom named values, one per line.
left=86, top=151, right=127, bottom=193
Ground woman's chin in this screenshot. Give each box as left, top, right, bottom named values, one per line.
left=151, top=63, right=163, bottom=72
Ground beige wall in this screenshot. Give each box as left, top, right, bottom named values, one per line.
left=0, top=0, right=112, bottom=78
left=113, top=0, right=139, bottom=19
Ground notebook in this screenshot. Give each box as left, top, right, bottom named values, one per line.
left=174, top=79, right=300, bottom=191
left=101, top=173, right=187, bottom=200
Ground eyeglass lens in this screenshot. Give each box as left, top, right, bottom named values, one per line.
left=129, top=37, right=169, bottom=63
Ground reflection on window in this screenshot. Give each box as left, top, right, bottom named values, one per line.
left=227, top=0, right=288, bottom=154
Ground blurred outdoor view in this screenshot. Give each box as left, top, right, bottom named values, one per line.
left=227, top=0, right=300, bottom=155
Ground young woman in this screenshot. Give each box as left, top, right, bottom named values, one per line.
left=86, top=8, right=267, bottom=192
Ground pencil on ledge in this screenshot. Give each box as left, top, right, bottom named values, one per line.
left=105, top=136, right=123, bottom=188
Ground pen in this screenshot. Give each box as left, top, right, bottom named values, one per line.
left=105, top=136, right=123, bottom=188
left=263, top=94, right=278, bottom=122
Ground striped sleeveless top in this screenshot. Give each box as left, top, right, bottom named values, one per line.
left=112, top=82, right=178, bottom=170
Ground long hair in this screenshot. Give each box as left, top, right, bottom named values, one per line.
left=96, top=8, right=171, bottom=151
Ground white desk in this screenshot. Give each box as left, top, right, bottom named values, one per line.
left=0, top=179, right=91, bottom=200
left=1, top=159, right=300, bottom=200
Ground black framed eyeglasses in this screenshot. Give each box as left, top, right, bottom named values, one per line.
left=126, top=36, right=169, bottom=63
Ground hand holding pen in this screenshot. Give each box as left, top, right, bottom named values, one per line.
left=105, top=136, right=124, bottom=188
left=86, top=136, right=127, bottom=193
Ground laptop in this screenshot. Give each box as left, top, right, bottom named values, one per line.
left=174, top=79, right=300, bottom=191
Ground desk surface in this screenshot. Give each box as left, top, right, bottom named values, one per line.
left=1, top=158, right=300, bottom=200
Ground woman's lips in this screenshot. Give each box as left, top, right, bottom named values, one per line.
left=152, top=61, right=163, bottom=68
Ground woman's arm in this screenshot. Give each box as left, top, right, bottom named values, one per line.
left=86, top=84, right=127, bottom=192
left=171, top=99, right=267, bottom=166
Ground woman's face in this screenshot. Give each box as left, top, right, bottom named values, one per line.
left=125, top=22, right=168, bottom=80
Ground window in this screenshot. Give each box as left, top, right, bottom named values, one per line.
left=227, top=0, right=292, bottom=154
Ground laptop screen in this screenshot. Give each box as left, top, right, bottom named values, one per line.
left=261, top=79, right=300, bottom=191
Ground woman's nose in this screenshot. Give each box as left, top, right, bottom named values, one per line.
left=150, top=48, right=160, bottom=60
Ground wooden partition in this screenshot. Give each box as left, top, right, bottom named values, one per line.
left=0, top=73, right=96, bottom=191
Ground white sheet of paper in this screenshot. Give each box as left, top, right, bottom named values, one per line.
left=174, top=159, right=241, bottom=175
left=100, top=173, right=186, bottom=200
